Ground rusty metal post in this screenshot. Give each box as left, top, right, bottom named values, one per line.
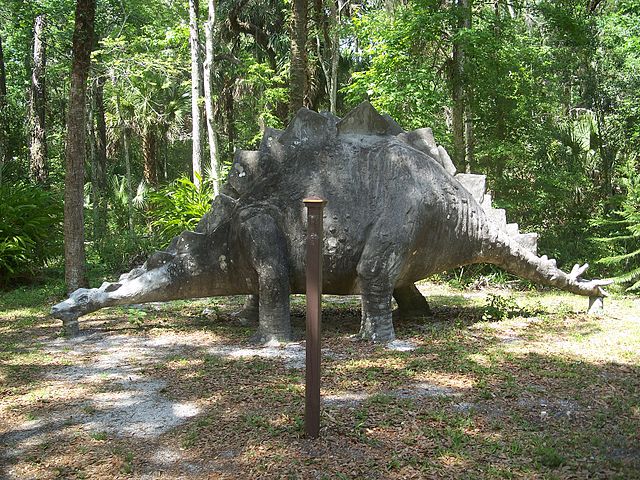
left=304, top=196, right=325, bottom=439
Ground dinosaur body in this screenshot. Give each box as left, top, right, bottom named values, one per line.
left=52, top=102, right=607, bottom=341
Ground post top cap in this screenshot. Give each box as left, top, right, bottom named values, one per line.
left=303, top=196, right=327, bottom=204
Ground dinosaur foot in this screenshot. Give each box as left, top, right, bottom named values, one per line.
left=62, top=318, right=80, bottom=337
left=588, top=296, right=604, bottom=314
left=392, top=306, right=433, bottom=322
left=357, top=321, right=396, bottom=343
left=248, top=329, right=293, bottom=346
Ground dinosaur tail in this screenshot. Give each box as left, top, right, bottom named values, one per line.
left=484, top=229, right=609, bottom=297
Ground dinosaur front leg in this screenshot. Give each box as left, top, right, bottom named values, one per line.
left=358, top=282, right=395, bottom=342
left=356, top=234, right=409, bottom=341
left=240, top=214, right=292, bottom=343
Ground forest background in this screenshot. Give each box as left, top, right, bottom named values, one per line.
left=0, top=0, right=639, bottom=294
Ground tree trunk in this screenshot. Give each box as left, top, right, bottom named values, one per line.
left=90, top=76, right=107, bottom=239
left=204, top=0, right=220, bottom=196
left=289, top=0, right=309, bottom=116
left=161, top=128, right=168, bottom=181
left=142, top=126, right=158, bottom=186
left=451, top=0, right=471, bottom=172
left=0, top=33, right=6, bottom=100
left=29, top=14, right=48, bottom=184
left=113, top=83, right=134, bottom=235
left=329, top=0, right=342, bottom=114
left=451, top=49, right=465, bottom=171
left=64, top=0, right=95, bottom=293
left=0, top=33, right=7, bottom=184
left=122, top=123, right=134, bottom=234
left=224, top=81, right=235, bottom=155
left=463, top=0, right=474, bottom=171
left=189, top=0, right=203, bottom=189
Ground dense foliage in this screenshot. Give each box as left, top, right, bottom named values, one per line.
left=0, top=183, right=62, bottom=284
left=147, top=175, right=214, bottom=246
left=0, top=0, right=638, bottom=291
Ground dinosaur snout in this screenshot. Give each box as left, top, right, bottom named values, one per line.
left=50, top=288, right=92, bottom=321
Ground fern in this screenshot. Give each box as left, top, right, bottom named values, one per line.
left=0, top=183, right=63, bottom=284
left=595, top=159, right=640, bottom=292
left=147, top=175, right=213, bottom=245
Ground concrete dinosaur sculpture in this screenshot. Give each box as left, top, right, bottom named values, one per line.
left=52, top=102, right=609, bottom=341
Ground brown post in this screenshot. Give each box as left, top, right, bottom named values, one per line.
left=304, top=196, right=325, bottom=439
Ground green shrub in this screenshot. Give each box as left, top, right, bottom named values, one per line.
left=595, top=159, right=640, bottom=292
left=0, top=183, right=63, bottom=285
left=93, top=232, right=155, bottom=273
left=482, top=293, right=526, bottom=321
left=147, top=175, right=213, bottom=246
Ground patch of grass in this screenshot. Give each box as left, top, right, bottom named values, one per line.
left=120, top=450, right=135, bottom=474
left=533, top=443, right=566, bottom=468
left=90, top=431, right=108, bottom=441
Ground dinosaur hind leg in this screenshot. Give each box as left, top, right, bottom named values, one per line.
left=393, top=284, right=432, bottom=319
left=233, top=295, right=259, bottom=324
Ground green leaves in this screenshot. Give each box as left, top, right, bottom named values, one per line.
left=0, top=183, right=63, bottom=284
left=147, top=175, right=213, bottom=246
left=595, top=158, right=640, bottom=291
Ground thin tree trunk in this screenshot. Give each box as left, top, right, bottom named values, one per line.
left=113, top=88, right=134, bottom=235
left=29, top=14, right=48, bottom=183
left=204, top=0, right=220, bottom=196
left=94, top=76, right=107, bottom=235
left=464, top=103, right=474, bottom=172
left=289, top=0, right=308, bottom=116
left=64, top=0, right=95, bottom=293
left=224, top=81, right=235, bottom=155
left=463, top=0, right=474, bottom=171
left=123, top=123, right=134, bottom=234
left=189, top=0, right=203, bottom=189
left=316, top=35, right=331, bottom=103
left=0, top=34, right=6, bottom=100
left=162, top=128, right=168, bottom=181
left=314, top=0, right=331, bottom=109
left=329, top=0, right=342, bottom=114
left=142, top=126, right=158, bottom=185
left=90, top=77, right=107, bottom=239
left=0, top=33, right=7, bottom=184
left=451, top=0, right=470, bottom=172
left=451, top=46, right=465, bottom=170
left=88, top=84, right=97, bottom=235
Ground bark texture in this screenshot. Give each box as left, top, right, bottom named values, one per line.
left=0, top=34, right=6, bottom=99
left=451, top=39, right=465, bottom=170
left=0, top=33, right=7, bottom=179
left=329, top=0, right=341, bottom=114
left=189, top=0, right=203, bottom=189
left=451, top=0, right=473, bottom=172
left=29, top=14, right=48, bottom=183
left=289, top=0, right=309, bottom=116
left=64, top=0, right=95, bottom=293
left=463, top=0, right=474, bottom=171
left=91, top=75, right=108, bottom=238
left=142, top=126, right=158, bottom=185
left=204, top=0, right=220, bottom=196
